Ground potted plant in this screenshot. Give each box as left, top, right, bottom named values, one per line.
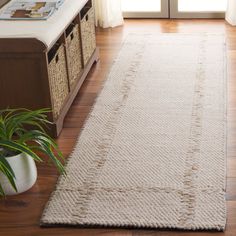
left=0, top=108, right=65, bottom=196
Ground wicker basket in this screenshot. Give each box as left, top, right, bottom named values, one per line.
left=81, top=7, right=96, bottom=66
left=66, top=24, right=83, bottom=89
left=48, top=44, right=69, bottom=120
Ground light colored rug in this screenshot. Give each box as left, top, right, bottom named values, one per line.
left=41, top=34, right=227, bottom=231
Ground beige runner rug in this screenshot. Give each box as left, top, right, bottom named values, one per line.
left=41, top=34, right=227, bottom=231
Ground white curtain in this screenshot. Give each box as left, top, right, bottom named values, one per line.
left=226, top=0, right=236, bottom=26
left=93, top=0, right=124, bottom=28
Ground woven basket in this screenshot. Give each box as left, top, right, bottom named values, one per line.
left=48, top=45, right=69, bottom=120
left=66, top=24, right=83, bottom=89
left=81, top=7, right=96, bottom=66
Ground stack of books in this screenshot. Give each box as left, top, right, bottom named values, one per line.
left=0, top=0, right=64, bottom=20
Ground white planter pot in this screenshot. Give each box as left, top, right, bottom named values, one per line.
left=0, top=153, right=37, bottom=195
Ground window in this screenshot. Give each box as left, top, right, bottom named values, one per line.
left=122, top=0, right=227, bottom=18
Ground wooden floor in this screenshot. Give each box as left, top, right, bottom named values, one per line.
left=0, top=19, right=236, bottom=236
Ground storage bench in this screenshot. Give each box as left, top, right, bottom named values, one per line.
left=0, top=0, right=99, bottom=137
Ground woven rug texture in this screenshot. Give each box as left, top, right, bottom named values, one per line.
left=41, top=34, right=227, bottom=231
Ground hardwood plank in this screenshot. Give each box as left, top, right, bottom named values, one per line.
left=0, top=19, right=235, bottom=236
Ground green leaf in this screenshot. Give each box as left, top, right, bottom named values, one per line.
left=0, top=157, right=15, bottom=178
left=3, top=108, right=51, bottom=139
left=0, top=140, right=42, bottom=162
left=0, top=183, right=5, bottom=197
left=0, top=157, right=17, bottom=193
left=18, top=130, right=64, bottom=161
left=35, top=140, right=65, bottom=175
